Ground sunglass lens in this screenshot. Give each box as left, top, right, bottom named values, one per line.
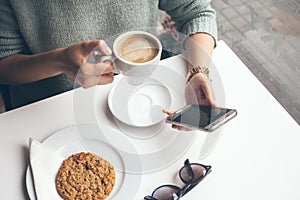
left=180, top=165, right=206, bottom=183
left=152, top=185, right=181, bottom=200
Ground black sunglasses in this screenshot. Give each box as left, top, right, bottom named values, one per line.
left=144, top=159, right=212, bottom=200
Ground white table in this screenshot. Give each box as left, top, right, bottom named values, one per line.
left=0, top=41, right=299, bottom=200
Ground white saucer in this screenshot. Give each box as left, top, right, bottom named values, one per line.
left=108, top=77, right=171, bottom=127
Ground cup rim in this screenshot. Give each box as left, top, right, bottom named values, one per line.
left=113, top=30, right=162, bottom=66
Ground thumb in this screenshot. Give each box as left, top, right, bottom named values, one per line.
left=81, top=40, right=101, bottom=56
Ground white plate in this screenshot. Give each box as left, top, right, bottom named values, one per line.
left=26, top=124, right=141, bottom=200
left=108, top=76, right=172, bottom=127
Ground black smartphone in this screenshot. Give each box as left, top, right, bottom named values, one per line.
left=166, top=104, right=237, bottom=132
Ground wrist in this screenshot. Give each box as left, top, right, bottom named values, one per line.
left=186, top=66, right=209, bottom=82
left=52, top=48, right=65, bottom=74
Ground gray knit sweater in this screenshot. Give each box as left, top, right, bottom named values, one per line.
left=0, top=0, right=217, bottom=109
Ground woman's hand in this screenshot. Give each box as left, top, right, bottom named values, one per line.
left=60, top=40, right=114, bottom=88
left=184, top=72, right=215, bottom=106
left=163, top=72, right=216, bottom=131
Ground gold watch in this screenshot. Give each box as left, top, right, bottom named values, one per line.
left=186, top=66, right=209, bottom=82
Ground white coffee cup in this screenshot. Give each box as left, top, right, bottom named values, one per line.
left=90, top=31, right=162, bottom=84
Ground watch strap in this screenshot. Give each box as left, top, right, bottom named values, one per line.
left=186, top=66, right=209, bottom=82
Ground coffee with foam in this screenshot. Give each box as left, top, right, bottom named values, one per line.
left=117, top=34, right=159, bottom=63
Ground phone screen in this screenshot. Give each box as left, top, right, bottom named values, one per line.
left=171, top=104, right=234, bottom=128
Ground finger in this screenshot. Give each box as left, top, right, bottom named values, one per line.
left=81, top=40, right=101, bottom=57
left=162, top=109, right=174, bottom=115
left=97, top=73, right=114, bottom=85
left=172, top=124, right=181, bottom=130
left=94, top=61, right=114, bottom=75
left=200, top=80, right=215, bottom=106
left=95, top=40, right=112, bottom=56
left=163, top=109, right=174, bottom=120
left=172, top=124, right=192, bottom=131
left=81, top=62, right=114, bottom=76
left=79, top=73, right=114, bottom=88
left=78, top=75, right=99, bottom=88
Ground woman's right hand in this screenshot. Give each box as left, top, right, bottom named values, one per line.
left=59, top=40, right=114, bottom=88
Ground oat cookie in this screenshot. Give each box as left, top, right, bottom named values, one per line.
left=55, top=152, right=116, bottom=200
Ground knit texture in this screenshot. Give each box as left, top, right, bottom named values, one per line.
left=0, top=0, right=217, bottom=108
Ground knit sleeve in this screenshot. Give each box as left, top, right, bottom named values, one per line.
left=0, top=0, right=28, bottom=59
left=159, top=0, right=217, bottom=42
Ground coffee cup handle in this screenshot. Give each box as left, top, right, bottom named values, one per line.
left=88, top=48, right=115, bottom=63
left=99, top=55, right=120, bottom=74
left=98, top=55, right=115, bottom=62
left=88, top=50, right=120, bottom=73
